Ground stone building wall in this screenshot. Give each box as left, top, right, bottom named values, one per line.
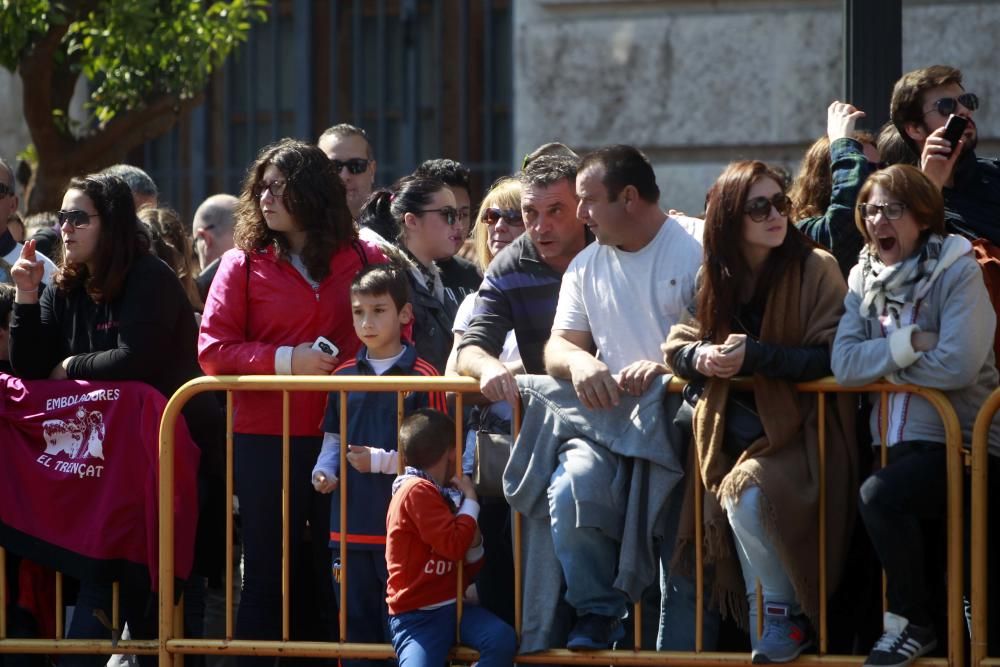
left=513, top=0, right=1000, bottom=213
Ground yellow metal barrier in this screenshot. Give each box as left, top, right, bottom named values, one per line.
left=971, top=388, right=1000, bottom=667
left=2, top=374, right=967, bottom=665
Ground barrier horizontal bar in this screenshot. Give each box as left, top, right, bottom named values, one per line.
left=0, top=639, right=159, bottom=654
left=162, top=641, right=949, bottom=667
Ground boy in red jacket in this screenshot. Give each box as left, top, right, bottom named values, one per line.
left=385, top=409, right=516, bottom=667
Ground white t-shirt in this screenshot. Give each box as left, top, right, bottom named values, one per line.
left=1, top=242, right=57, bottom=286
left=453, top=292, right=520, bottom=366
left=551, top=215, right=703, bottom=375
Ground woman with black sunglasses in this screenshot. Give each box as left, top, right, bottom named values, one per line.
left=664, top=160, right=856, bottom=664
left=359, top=176, right=460, bottom=372
left=8, top=172, right=223, bottom=667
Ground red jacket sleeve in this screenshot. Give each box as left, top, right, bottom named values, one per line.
left=402, top=481, right=477, bottom=562
left=198, top=251, right=280, bottom=375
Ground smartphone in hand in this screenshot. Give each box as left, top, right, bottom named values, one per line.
left=941, top=115, right=969, bottom=155
left=312, top=336, right=339, bottom=357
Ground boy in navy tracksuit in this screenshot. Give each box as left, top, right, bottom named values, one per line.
left=312, top=264, right=446, bottom=665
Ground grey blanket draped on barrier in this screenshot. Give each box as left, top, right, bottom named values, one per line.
left=503, top=374, right=685, bottom=652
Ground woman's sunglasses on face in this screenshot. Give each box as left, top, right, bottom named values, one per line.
left=57, top=209, right=98, bottom=228
left=417, top=207, right=458, bottom=226
left=744, top=193, right=791, bottom=222
left=858, top=202, right=907, bottom=222
left=480, top=207, right=524, bottom=226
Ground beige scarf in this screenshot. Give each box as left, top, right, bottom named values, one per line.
left=662, top=249, right=857, bottom=626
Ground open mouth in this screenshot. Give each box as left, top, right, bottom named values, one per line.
left=877, top=237, right=897, bottom=252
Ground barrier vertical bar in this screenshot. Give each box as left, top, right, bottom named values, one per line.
left=281, top=391, right=291, bottom=641
left=880, top=390, right=889, bottom=614
left=158, top=382, right=178, bottom=667
left=455, top=391, right=465, bottom=644
left=818, top=392, right=828, bottom=654
left=633, top=601, right=641, bottom=650
left=338, top=390, right=348, bottom=643
left=225, top=391, right=234, bottom=640
left=970, top=389, right=999, bottom=667
left=55, top=571, right=63, bottom=639
left=112, top=581, right=120, bottom=636
left=694, top=444, right=704, bottom=652
left=512, top=396, right=523, bottom=638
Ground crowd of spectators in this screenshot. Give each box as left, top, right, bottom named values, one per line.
left=1, top=63, right=1000, bottom=667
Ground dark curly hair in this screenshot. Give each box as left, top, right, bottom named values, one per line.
left=55, top=173, right=147, bottom=303
left=234, top=139, right=356, bottom=281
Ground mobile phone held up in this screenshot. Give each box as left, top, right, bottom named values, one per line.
left=942, top=115, right=969, bottom=155
left=312, top=336, right=339, bottom=358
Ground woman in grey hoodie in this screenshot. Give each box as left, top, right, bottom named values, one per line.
left=832, top=164, right=999, bottom=667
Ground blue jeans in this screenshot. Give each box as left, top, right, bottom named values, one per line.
left=724, top=485, right=799, bottom=635
left=389, top=604, right=516, bottom=667
left=658, top=481, right=721, bottom=651
left=547, top=439, right=628, bottom=619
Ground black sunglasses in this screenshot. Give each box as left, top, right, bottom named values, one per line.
left=0, top=182, right=13, bottom=198
left=480, top=207, right=524, bottom=226
left=331, top=158, right=371, bottom=175
left=252, top=179, right=287, bottom=199
left=417, top=207, right=458, bottom=226
left=57, top=209, right=99, bottom=228
left=924, top=92, right=979, bottom=117
left=744, top=193, right=791, bottom=222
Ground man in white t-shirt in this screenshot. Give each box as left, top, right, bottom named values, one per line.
left=543, top=145, right=706, bottom=650
left=0, top=158, right=56, bottom=286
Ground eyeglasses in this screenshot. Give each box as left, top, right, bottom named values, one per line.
left=417, top=207, right=458, bottom=226
left=252, top=179, right=287, bottom=199
left=331, top=158, right=371, bottom=175
left=744, top=193, right=791, bottom=222
left=858, top=202, right=907, bottom=221
left=57, top=209, right=99, bottom=228
left=923, top=92, right=979, bottom=117
left=481, top=207, right=524, bottom=226
left=0, top=182, right=12, bottom=198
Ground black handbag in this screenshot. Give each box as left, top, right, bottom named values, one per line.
left=472, top=430, right=512, bottom=498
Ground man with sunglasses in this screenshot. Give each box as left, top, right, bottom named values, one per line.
left=890, top=65, right=1000, bottom=245
left=318, top=123, right=378, bottom=223
left=0, top=157, right=56, bottom=287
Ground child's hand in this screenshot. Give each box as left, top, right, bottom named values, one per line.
left=346, top=445, right=373, bottom=472
left=312, top=471, right=338, bottom=493
left=452, top=474, right=477, bottom=502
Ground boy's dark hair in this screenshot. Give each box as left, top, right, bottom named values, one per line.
left=0, top=283, right=14, bottom=330
left=413, top=159, right=471, bottom=193
left=399, top=409, right=455, bottom=470
left=579, top=144, right=660, bottom=204
left=351, top=263, right=411, bottom=312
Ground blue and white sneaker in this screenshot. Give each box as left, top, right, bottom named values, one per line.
left=751, top=602, right=813, bottom=664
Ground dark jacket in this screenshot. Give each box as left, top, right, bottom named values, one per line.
left=321, top=344, right=447, bottom=548
left=796, top=138, right=872, bottom=278
left=11, top=253, right=223, bottom=471
left=943, top=151, right=1000, bottom=245
left=438, top=255, right=483, bottom=312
